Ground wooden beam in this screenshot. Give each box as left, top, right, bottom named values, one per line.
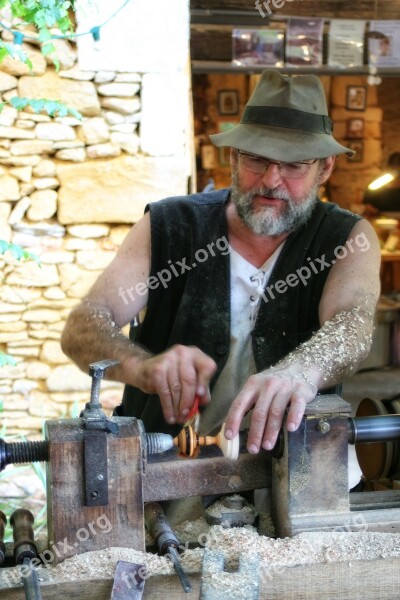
left=143, top=451, right=272, bottom=501
left=192, top=61, right=400, bottom=77
left=1, top=557, right=400, bottom=599
left=191, top=1, right=400, bottom=20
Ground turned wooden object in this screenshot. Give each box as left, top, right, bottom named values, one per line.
left=173, top=423, right=239, bottom=459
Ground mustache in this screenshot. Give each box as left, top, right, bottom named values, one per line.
left=247, top=187, right=291, bottom=202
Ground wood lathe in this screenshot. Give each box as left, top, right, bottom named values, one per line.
left=1, top=360, right=400, bottom=597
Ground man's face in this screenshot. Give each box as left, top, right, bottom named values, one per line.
left=230, top=153, right=331, bottom=236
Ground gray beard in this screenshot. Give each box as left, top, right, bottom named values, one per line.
left=231, top=169, right=319, bottom=236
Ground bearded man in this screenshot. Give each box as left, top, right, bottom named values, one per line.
left=62, top=70, right=380, bottom=459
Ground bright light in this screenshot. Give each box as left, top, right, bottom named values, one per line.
left=368, top=173, right=395, bottom=190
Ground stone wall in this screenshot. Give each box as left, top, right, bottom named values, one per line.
left=0, top=28, right=190, bottom=437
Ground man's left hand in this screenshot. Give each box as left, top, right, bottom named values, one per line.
left=223, top=368, right=317, bottom=453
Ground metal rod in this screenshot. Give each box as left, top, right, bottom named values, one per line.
left=0, top=440, right=49, bottom=472
left=21, top=556, right=43, bottom=600
left=348, top=415, right=400, bottom=444
left=167, top=547, right=192, bottom=594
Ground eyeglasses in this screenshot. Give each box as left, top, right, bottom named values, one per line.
left=238, top=151, right=318, bottom=179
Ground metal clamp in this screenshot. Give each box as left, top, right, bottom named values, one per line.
left=81, top=359, right=120, bottom=507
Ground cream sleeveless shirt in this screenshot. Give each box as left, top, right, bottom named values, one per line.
left=199, top=243, right=284, bottom=435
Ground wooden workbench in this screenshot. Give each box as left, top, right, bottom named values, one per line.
left=1, top=558, right=400, bottom=599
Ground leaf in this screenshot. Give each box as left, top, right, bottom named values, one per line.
left=0, top=47, right=8, bottom=62
left=0, top=353, right=17, bottom=368
left=0, top=240, right=12, bottom=254
left=0, top=240, right=41, bottom=264
left=9, top=96, right=30, bottom=110
left=29, top=98, right=46, bottom=113
left=52, top=54, right=60, bottom=72
left=2, top=43, right=33, bottom=70
left=40, top=41, right=60, bottom=72
left=22, top=249, right=41, bottom=264
left=39, top=27, right=52, bottom=43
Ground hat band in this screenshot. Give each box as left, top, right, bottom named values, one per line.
left=242, top=106, right=333, bottom=135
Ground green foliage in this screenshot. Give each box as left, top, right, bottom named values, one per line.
left=0, top=40, right=32, bottom=67
left=0, top=353, right=17, bottom=367
left=0, top=239, right=40, bottom=263
left=2, top=95, right=82, bottom=119
left=0, top=0, right=75, bottom=69
left=6, top=0, right=75, bottom=32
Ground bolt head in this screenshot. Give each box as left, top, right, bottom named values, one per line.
left=317, top=419, right=331, bottom=434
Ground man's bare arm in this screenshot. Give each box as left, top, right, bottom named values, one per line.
left=225, top=219, right=381, bottom=452
left=61, top=213, right=216, bottom=424
left=61, top=212, right=152, bottom=382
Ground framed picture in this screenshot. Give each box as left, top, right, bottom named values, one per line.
left=347, top=140, right=364, bottom=162
left=346, top=85, right=367, bottom=111
left=218, top=90, right=239, bottom=115
left=346, top=118, right=364, bottom=139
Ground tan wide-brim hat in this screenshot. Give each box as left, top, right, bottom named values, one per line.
left=210, top=70, right=354, bottom=162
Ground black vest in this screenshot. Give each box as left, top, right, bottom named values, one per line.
left=119, top=189, right=360, bottom=434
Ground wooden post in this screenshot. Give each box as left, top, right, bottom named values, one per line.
left=271, top=395, right=352, bottom=537
left=45, top=417, right=145, bottom=564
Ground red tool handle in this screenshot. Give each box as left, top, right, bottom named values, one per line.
left=186, top=394, right=200, bottom=421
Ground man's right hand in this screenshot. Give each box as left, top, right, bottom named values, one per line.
left=131, top=345, right=217, bottom=425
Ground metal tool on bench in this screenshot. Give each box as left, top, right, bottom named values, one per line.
left=10, top=509, right=42, bottom=600
left=110, top=560, right=146, bottom=600
left=145, top=502, right=192, bottom=593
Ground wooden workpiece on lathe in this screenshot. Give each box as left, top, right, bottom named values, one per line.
left=173, top=423, right=239, bottom=459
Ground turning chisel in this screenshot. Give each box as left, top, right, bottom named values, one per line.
left=144, top=501, right=192, bottom=593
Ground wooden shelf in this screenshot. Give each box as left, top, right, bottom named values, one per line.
left=192, top=61, right=400, bottom=77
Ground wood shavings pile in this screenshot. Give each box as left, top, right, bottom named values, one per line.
left=23, top=526, right=400, bottom=585
left=198, top=527, right=400, bottom=570
left=47, top=546, right=174, bottom=581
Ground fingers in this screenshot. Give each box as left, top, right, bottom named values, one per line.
left=224, top=375, right=261, bottom=444
left=225, top=373, right=314, bottom=454
left=157, top=361, right=196, bottom=425
left=286, top=393, right=307, bottom=432
left=135, top=345, right=216, bottom=425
